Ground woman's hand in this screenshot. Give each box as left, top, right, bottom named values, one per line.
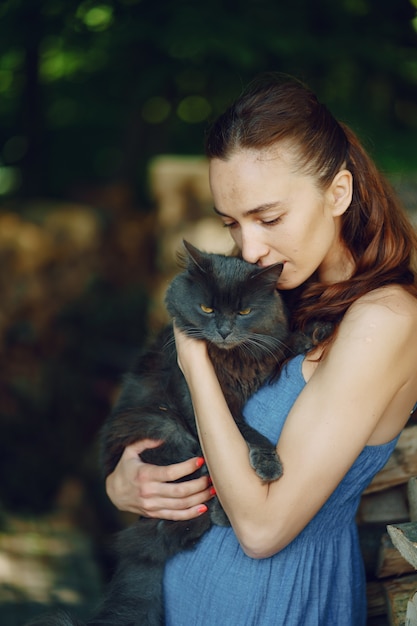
left=105, top=439, right=214, bottom=520
left=173, top=323, right=210, bottom=379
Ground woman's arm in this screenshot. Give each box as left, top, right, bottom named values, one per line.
left=175, top=288, right=417, bottom=558
left=105, top=439, right=214, bottom=519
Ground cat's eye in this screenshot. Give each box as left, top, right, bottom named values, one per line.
left=200, top=304, right=214, bottom=314
left=239, top=308, right=252, bottom=315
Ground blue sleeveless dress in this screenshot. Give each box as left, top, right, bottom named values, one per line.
left=163, top=354, right=400, bottom=626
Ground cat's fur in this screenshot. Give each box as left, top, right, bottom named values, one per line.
left=28, top=241, right=311, bottom=626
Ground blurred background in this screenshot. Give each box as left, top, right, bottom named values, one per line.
left=1, top=0, right=417, bottom=623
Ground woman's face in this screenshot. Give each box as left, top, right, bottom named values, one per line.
left=209, top=147, right=353, bottom=290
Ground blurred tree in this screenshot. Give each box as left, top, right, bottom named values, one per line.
left=0, top=0, right=416, bottom=201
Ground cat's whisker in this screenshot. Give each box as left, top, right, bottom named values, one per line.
left=243, top=334, right=289, bottom=362
left=162, top=335, right=177, bottom=355
left=236, top=340, right=278, bottom=364
left=163, top=327, right=206, bottom=353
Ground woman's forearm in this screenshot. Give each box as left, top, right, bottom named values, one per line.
left=174, top=329, right=304, bottom=556
left=182, top=350, right=275, bottom=554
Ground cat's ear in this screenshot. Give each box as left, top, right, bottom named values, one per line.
left=253, top=263, right=284, bottom=288
left=181, top=240, right=207, bottom=272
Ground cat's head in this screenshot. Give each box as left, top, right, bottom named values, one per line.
left=165, top=241, right=289, bottom=356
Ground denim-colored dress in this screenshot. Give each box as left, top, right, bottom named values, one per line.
left=163, top=354, right=400, bottom=626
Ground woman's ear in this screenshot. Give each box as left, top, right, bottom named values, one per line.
left=329, top=169, right=353, bottom=216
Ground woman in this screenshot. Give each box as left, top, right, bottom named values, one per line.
left=106, top=75, right=417, bottom=625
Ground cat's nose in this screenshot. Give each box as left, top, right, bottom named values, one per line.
left=217, top=322, right=232, bottom=339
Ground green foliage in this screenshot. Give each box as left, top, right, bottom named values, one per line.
left=0, top=0, right=417, bottom=199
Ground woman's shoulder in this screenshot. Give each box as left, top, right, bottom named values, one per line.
left=342, top=284, right=417, bottom=337
left=310, top=284, right=417, bottom=443
left=338, top=285, right=417, bottom=443
left=328, top=284, right=417, bottom=401
left=304, top=285, right=417, bottom=379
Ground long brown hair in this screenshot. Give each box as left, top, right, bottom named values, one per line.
left=205, top=73, right=417, bottom=337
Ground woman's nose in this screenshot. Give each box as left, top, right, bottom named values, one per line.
left=240, top=231, right=269, bottom=265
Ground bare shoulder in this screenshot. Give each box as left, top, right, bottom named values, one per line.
left=313, top=284, right=417, bottom=443
left=340, top=285, right=417, bottom=341
left=334, top=284, right=417, bottom=381
left=351, top=284, right=417, bottom=311
left=304, top=286, right=417, bottom=381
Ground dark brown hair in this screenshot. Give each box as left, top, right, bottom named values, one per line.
left=205, top=73, right=417, bottom=337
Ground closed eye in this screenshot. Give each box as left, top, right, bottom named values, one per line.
left=239, top=308, right=252, bottom=315
left=261, top=217, right=282, bottom=226
left=200, top=304, right=214, bottom=314
left=222, top=217, right=282, bottom=229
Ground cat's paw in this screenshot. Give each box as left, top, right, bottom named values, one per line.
left=249, top=446, right=283, bottom=482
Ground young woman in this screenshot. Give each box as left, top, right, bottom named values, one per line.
left=105, top=75, right=417, bottom=625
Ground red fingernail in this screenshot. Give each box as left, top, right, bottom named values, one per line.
left=209, top=486, right=216, bottom=496
left=196, top=457, right=205, bottom=468
left=197, top=504, right=208, bottom=515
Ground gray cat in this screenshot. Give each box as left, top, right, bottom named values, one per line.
left=29, top=241, right=310, bottom=626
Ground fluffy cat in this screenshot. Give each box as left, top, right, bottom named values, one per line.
left=28, top=241, right=309, bottom=626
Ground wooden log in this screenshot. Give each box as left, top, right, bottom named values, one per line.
left=359, top=522, right=388, bottom=577
left=382, top=574, right=417, bottom=626
left=407, top=591, right=417, bottom=626
left=367, top=580, right=387, bottom=617
left=377, top=533, right=416, bottom=578
left=409, top=477, right=417, bottom=522
left=406, top=591, right=417, bottom=626
left=365, top=426, right=417, bottom=495
left=387, top=523, right=417, bottom=569
left=358, top=485, right=409, bottom=524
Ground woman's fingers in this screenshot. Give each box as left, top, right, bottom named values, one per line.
left=138, top=476, right=214, bottom=520
left=153, top=503, right=210, bottom=521
left=105, top=440, right=215, bottom=520
left=138, top=455, right=206, bottom=484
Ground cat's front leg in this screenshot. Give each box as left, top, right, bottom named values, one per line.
left=248, top=444, right=283, bottom=482
left=235, top=420, right=283, bottom=482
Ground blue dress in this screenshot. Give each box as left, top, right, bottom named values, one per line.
left=163, top=355, right=400, bottom=626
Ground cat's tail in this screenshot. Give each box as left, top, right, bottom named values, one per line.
left=24, top=567, right=165, bottom=626
left=24, top=607, right=126, bottom=626
left=25, top=609, right=85, bottom=625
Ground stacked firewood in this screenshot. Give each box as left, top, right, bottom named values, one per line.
left=358, top=421, right=417, bottom=625
left=387, top=505, right=417, bottom=625
left=0, top=193, right=156, bottom=515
